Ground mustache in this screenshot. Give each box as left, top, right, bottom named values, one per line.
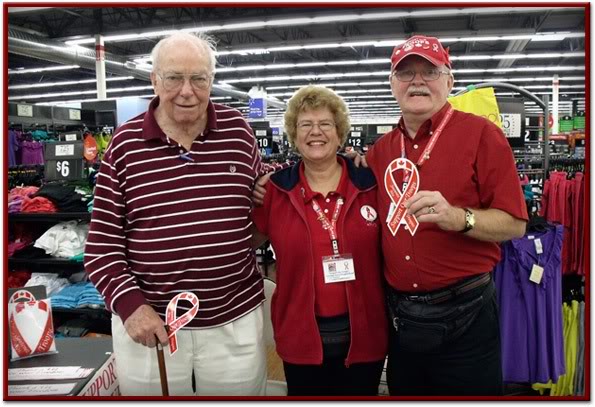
left=407, top=87, right=431, bottom=95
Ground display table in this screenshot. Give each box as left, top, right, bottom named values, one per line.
left=8, top=337, right=118, bottom=397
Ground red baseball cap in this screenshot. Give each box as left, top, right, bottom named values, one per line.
left=390, top=35, right=451, bottom=71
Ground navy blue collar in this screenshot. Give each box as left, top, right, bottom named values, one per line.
left=271, top=154, right=376, bottom=192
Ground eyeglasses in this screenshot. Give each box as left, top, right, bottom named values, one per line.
left=158, top=72, right=212, bottom=91
left=297, top=120, right=336, bottom=133
left=391, top=69, right=450, bottom=82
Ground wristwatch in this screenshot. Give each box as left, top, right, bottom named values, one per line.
left=461, top=208, right=475, bottom=233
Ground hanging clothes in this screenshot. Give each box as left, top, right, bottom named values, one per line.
left=532, top=300, right=580, bottom=396
left=540, top=170, right=585, bottom=275
left=494, top=224, right=565, bottom=384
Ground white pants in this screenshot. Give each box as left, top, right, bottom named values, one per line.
left=112, top=305, right=267, bottom=396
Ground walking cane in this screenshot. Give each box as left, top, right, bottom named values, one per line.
left=155, top=335, right=169, bottom=396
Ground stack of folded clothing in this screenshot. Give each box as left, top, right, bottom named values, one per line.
left=25, top=272, right=70, bottom=296
left=76, top=283, right=105, bottom=309
left=51, top=281, right=105, bottom=310
left=32, top=184, right=90, bottom=213
left=34, top=221, right=89, bottom=258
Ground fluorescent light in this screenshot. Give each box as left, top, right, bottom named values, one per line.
left=216, top=59, right=388, bottom=73
left=269, top=89, right=393, bottom=97
left=372, top=32, right=585, bottom=48
left=452, top=52, right=584, bottom=61
left=36, top=94, right=156, bottom=106
left=494, top=91, right=585, bottom=96
left=455, top=76, right=584, bottom=83
left=455, top=66, right=584, bottom=74
left=220, top=71, right=584, bottom=85
left=221, top=72, right=391, bottom=84
left=9, top=85, right=154, bottom=101
left=265, top=81, right=389, bottom=90
left=9, top=76, right=135, bottom=90
left=9, top=65, right=80, bottom=74
left=65, top=7, right=582, bottom=45
left=129, top=30, right=584, bottom=62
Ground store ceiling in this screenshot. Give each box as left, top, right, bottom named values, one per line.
left=7, top=5, right=587, bottom=123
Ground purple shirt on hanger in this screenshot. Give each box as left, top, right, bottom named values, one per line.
left=20, top=140, right=44, bottom=165
left=494, top=225, right=565, bottom=384
left=8, top=130, right=20, bottom=167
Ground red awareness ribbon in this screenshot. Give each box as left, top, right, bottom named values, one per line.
left=9, top=292, right=55, bottom=358
left=384, top=158, right=420, bottom=236
left=165, top=292, right=200, bottom=355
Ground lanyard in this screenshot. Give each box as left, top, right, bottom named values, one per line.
left=400, top=105, right=454, bottom=167
left=311, top=197, right=344, bottom=255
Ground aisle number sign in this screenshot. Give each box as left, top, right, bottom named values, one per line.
left=347, top=130, right=363, bottom=149
left=255, top=129, right=272, bottom=149
left=44, top=141, right=85, bottom=181
left=559, top=116, right=574, bottom=133
left=17, top=104, right=33, bottom=117
left=68, top=109, right=81, bottom=121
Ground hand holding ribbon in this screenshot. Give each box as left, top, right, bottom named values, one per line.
left=405, top=190, right=466, bottom=232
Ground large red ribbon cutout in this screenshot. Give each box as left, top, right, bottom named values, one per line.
left=165, top=292, right=199, bottom=356
left=9, top=291, right=55, bottom=358
left=384, top=158, right=420, bottom=236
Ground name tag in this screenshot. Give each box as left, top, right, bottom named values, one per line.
left=322, top=254, right=356, bottom=283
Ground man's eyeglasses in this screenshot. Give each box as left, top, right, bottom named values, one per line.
left=158, top=73, right=212, bottom=91
left=391, top=69, right=450, bottom=82
left=297, top=121, right=336, bottom=133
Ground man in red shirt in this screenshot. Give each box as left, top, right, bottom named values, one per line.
left=364, top=35, right=528, bottom=395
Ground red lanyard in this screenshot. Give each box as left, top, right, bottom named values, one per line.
left=311, top=197, right=344, bottom=255
left=400, top=105, right=454, bottom=167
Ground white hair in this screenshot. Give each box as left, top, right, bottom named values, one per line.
left=151, top=32, right=217, bottom=75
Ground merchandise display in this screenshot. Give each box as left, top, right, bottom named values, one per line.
left=6, top=4, right=587, bottom=400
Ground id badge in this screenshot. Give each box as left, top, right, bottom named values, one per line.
left=322, top=254, right=356, bottom=283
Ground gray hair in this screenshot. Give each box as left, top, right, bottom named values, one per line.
left=151, top=32, right=217, bottom=75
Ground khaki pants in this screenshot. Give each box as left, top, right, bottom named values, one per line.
left=111, top=305, right=267, bottom=396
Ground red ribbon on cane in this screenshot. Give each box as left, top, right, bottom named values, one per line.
left=165, top=292, right=199, bottom=355
left=384, top=158, right=420, bottom=236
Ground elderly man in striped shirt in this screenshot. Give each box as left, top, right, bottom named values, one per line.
left=84, top=32, right=266, bottom=396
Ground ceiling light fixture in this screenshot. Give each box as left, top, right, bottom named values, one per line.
left=220, top=72, right=584, bottom=85
left=64, top=7, right=582, bottom=45
left=9, top=85, right=154, bottom=101
left=8, top=65, right=81, bottom=74
left=35, top=94, right=156, bottom=106
left=9, top=76, right=135, bottom=90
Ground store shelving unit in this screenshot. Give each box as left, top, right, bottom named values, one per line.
left=8, top=211, right=110, bottom=333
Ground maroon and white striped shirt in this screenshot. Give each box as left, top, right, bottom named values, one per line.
left=84, top=98, right=264, bottom=328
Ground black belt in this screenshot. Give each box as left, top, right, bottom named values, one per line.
left=396, top=273, right=492, bottom=305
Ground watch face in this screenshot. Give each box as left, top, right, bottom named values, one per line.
left=467, top=210, right=475, bottom=228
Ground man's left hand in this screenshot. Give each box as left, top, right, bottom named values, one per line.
left=405, top=190, right=465, bottom=232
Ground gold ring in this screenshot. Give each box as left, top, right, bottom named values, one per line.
left=428, top=206, right=436, bottom=214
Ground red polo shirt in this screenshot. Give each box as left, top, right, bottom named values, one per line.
left=299, top=158, right=350, bottom=317
left=367, top=103, right=528, bottom=292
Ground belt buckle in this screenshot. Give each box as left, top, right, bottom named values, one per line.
left=407, top=295, right=421, bottom=301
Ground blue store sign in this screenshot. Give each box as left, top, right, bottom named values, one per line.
left=249, top=98, right=267, bottom=119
